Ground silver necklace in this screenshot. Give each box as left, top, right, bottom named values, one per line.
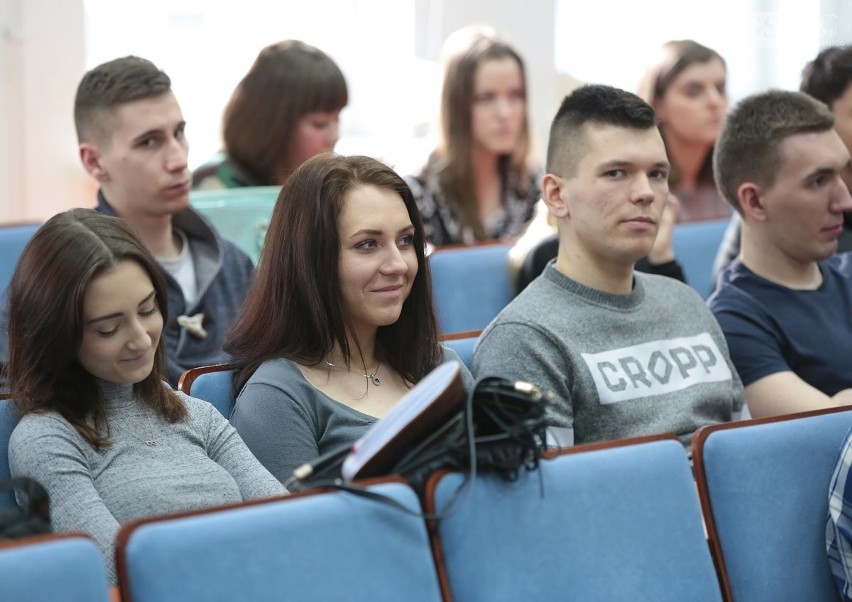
left=323, top=359, right=382, bottom=386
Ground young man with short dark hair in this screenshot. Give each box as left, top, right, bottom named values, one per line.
left=75, top=56, right=254, bottom=384
left=473, top=84, right=743, bottom=448
left=708, top=90, right=852, bottom=418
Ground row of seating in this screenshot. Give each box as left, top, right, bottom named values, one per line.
left=1, top=406, right=847, bottom=600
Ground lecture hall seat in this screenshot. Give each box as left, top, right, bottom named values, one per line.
left=693, top=406, right=852, bottom=602
left=425, top=434, right=723, bottom=602
left=116, top=480, right=443, bottom=602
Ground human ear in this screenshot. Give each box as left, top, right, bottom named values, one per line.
left=79, top=143, right=109, bottom=182
left=542, top=173, right=570, bottom=219
left=738, top=182, right=767, bottom=222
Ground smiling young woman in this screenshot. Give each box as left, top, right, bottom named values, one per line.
left=224, top=153, right=474, bottom=482
left=4, top=209, right=284, bottom=583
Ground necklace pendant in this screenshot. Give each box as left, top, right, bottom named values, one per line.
left=144, top=440, right=156, bottom=447
left=370, top=375, right=381, bottom=387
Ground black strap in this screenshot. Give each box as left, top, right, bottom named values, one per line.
left=0, top=477, right=49, bottom=516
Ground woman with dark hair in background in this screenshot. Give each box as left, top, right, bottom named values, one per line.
left=225, top=153, right=473, bottom=482
left=193, top=40, right=348, bottom=189
left=637, top=39, right=730, bottom=223
left=406, top=25, right=540, bottom=246
left=6, top=209, right=283, bottom=582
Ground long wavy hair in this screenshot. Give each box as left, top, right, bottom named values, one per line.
left=225, top=153, right=441, bottom=391
left=427, top=26, right=533, bottom=241
left=5, top=209, right=186, bottom=449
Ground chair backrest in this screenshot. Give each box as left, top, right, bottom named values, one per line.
left=0, top=534, right=111, bottom=601
left=693, top=407, right=852, bottom=602
left=0, top=222, right=41, bottom=295
left=0, top=398, right=18, bottom=507
left=439, top=330, right=481, bottom=370
left=425, top=435, right=722, bottom=602
left=176, top=364, right=236, bottom=418
left=190, top=187, right=280, bottom=264
left=116, top=480, right=443, bottom=602
left=429, top=242, right=514, bottom=334
left=671, top=218, right=729, bottom=298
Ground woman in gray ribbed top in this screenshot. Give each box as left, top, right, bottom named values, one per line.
left=5, top=209, right=284, bottom=583
left=224, top=154, right=471, bottom=484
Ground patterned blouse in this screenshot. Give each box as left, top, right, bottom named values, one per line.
left=405, top=162, right=541, bottom=247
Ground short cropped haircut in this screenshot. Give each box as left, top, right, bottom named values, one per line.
left=546, top=84, right=657, bottom=176
left=801, top=46, right=852, bottom=107
left=713, top=90, right=835, bottom=212
left=74, top=56, right=172, bottom=145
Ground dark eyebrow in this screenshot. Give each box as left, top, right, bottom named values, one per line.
left=349, top=224, right=414, bottom=239
left=805, top=166, right=839, bottom=182
left=132, top=120, right=185, bottom=144
left=599, top=160, right=671, bottom=171
left=86, top=291, right=156, bottom=325
left=131, top=129, right=163, bottom=144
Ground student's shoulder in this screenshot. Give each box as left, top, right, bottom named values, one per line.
left=10, top=410, right=77, bottom=446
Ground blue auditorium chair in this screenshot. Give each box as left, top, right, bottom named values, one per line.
left=439, top=330, right=481, bottom=370
left=425, top=435, right=723, bottom=602
left=190, top=186, right=280, bottom=264
left=0, top=222, right=41, bottom=295
left=0, top=397, right=17, bottom=507
left=693, top=407, right=852, bottom=602
left=177, top=364, right=236, bottom=418
left=0, top=534, right=111, bottom=601
left=116, top=480, right=443, bottom=602
left=429, top=242, right=514, bottom=334
left=671, top=218, right=729, bottom=298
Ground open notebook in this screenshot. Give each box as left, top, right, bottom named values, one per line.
left=341, top=361, right=466, bottom=482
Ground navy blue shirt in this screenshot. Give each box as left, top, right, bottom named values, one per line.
left=707, top=253, right=852, bottom=395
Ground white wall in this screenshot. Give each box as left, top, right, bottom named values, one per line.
left=1, top=0, right=850, bottom=224
left=0, top=0, right=93, bottom=224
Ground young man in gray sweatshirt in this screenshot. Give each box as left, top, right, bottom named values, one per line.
left=473, top=84, right=744, bottom=448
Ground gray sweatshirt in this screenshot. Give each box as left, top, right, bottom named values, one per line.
left=473, top=264, right=744, bottom=448
left=8, top=381, right=284, bottom=582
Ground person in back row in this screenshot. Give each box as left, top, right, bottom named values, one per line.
left=7, top=209, right=283, bottom=583
left=636, top=39, right=731, bottom=223
left=707, top=90, right=852, bottom=417
left=405, top=25, right=540, bottom=246
left=75, top=56, right=254, bottom=384
left=473, top=84, right=744, bottom=448
left=193, top=40, right=348, bottom=189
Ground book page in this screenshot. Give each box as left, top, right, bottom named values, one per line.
left=341, top=361, right=463, bottom=481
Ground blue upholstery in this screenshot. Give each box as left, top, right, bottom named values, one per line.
left=118, top=481, right=442, bottom=602
left=0, top=535, right=110, bottom=601
left=671, top=218, right=730, bottom=298
left=694, top=409, right=852, bottom=602
left=0, top=222, right=40, bottom=295
left=429, top=243, right=514, bottom=334
left=429, top=438, right=722, bottom=602
left=190, top=187, right=280, bottom=264
left=0, top=399, right=18, bottom=507
left=440, top=334, right=479, bottom=369
left=180, top=366, right=236, bottom=418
